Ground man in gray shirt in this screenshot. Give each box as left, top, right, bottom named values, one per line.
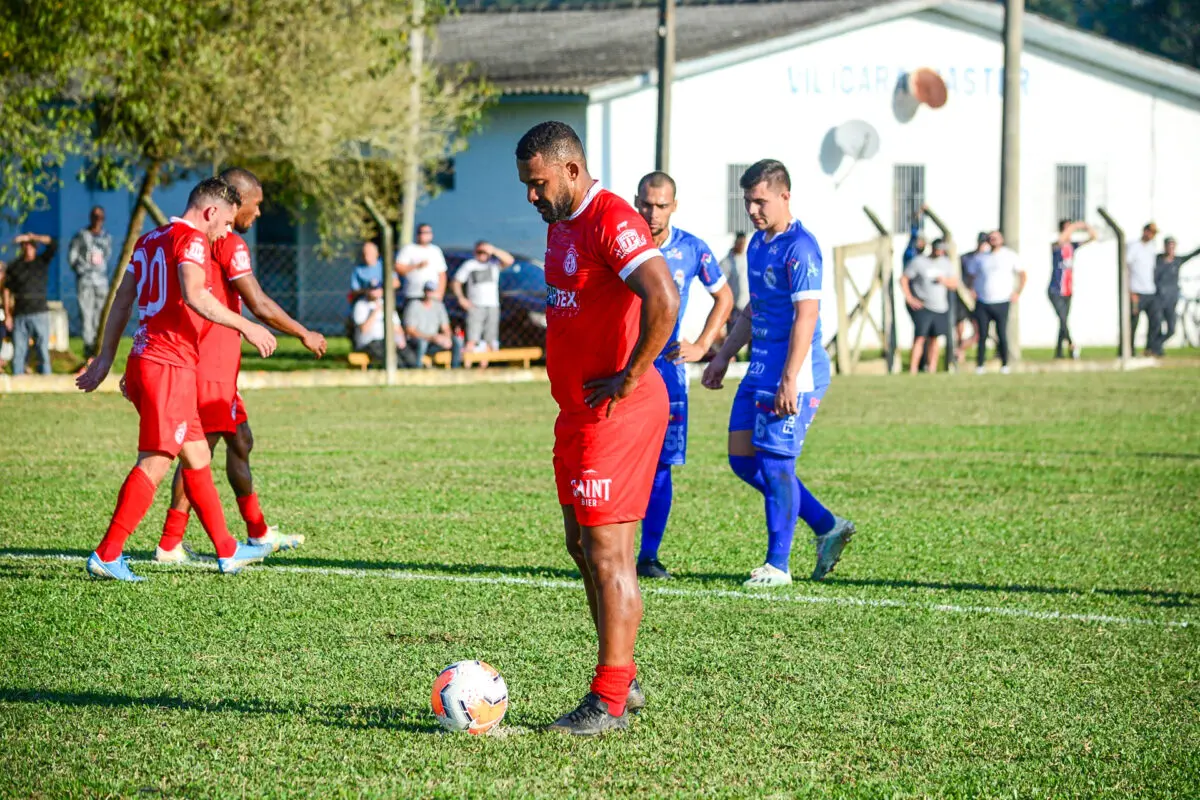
left=719, top=232, right=749, bottom=337
left=68, top=206, right=113, bottom=359
left=1151, top=236, right=1200, bottom=354
left=901, top=238, right=958, bottom=374
left=403, top=281, right=461, bottom=367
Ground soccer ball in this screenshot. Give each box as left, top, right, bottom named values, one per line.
left=431, top=660, right=508, bottom=735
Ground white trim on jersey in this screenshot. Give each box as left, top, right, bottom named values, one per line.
left=568, top=181, right=604, bottom=221
left=168, top=216, right=200, bottom=231
left=791, top=290, right=821, bottom=302
left=706, top=274, right=729, bottom=294
left=619, top=248, right=662, bottom=282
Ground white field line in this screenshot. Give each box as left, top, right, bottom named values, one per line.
left=1, top=552, right=1192, bottom=629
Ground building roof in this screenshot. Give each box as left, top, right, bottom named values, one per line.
left=435, top=0, right=899, bottom=94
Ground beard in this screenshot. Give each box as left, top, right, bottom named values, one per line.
left=536, top=186, right=575, bottom=223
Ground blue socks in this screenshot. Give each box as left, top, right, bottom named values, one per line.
left=730, top=451, right=836, bottom=572
left=639, top=463, right=673, bottom=561
left=757, top=452, right=800, bottom=571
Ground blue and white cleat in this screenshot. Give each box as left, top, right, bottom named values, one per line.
left=811, top=517, right=856, bottom=581
left=248, top=525, right=305, bottom=553
left=86, top=552, right=145, bottom=582
left=217, top=541, right=275, bottom=575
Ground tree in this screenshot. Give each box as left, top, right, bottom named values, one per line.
left=1027, top=0, right=1200, bottom=71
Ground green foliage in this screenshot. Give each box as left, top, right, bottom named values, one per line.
left=1029, top=0, right=1200, bottom=70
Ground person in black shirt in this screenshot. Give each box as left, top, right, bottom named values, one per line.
left=6, top=233, right=57, bottom=375
left=1151, top=237, right=1200, bottom=355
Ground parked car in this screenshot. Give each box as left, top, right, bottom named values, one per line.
left=441, top=248, right=547, bottom=351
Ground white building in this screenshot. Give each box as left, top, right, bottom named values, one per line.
left=426, top=0, right=1200, bottom=351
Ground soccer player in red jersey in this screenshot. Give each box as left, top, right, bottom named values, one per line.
left=76, top=178, right=280, bottom=581
left=516, top=121, right=680, bottom=735
left=154, top=168, right=327, bottom=563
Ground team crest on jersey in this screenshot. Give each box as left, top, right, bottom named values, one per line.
left=233, top=249, right=252, bottom=273
left=665, top=247, right=683, bottom=261
left=185, top=240, right=207, bottom=264
left=763, top=265, right=777, bottom=289
left=564, top=244, right=579, bottom=276
left=673, top=269, right=686, bottom=289
left=614, top=229, right=646, bottom=259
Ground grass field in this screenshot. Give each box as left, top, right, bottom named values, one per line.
left=1, top=369, right=1198, bottom=798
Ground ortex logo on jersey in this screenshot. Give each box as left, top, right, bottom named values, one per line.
left=546, top=286, right=579, bottom=313
left=571, top=471, right=612, bottom=507
left=614, top=229, right=646, bottom=259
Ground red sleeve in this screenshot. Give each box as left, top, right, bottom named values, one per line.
left=177, top=230, right=209, bottom=269
left=596, top=196, right=662, bottom=282
left=216, top=234, right=253, bottom=281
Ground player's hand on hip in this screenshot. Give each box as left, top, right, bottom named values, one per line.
left=584, top=369, right=637, bottom=418
left=676, top=339, right=707, bottom=363
left=118, top=374, right=128, bottom=399
left=302, top=330, right=328, bottom=358
left=664, top=340, right=682, bottom=363
left=245, top=324, right=277, bottom=358
left=774, top=379, right=799, bottom=417
left=75, top=357, right=112, bottom=393
left=701, top=355, right=729, bottom=390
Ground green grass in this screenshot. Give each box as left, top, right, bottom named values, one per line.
left=1, top=370, right=1198, bottom=798
left=41, top=336, right=356, bottom=375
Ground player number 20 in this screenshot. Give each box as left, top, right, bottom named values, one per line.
left=132, top=246, right=168, bottom=319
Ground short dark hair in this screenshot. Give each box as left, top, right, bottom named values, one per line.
left=931, top=238, right=947, bottom=251
left=219, top=167, right=261, bottom=196
left=187, top=177, right=240, bottom=210
left=417, top=222, right=432, bottom=233
left=1058, top=218, right=1071, bottom=232
left=739, top=159, right=790, bottom=192
left=637, top=171, right=676, bottom=197
left=734, top=231, right=746, bottom=239
left=474, top=239, right=489, bottom=249
left=516, top=121, right=585, bottom=163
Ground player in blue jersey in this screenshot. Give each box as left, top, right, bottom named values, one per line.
left=632, top=171, right=735, bottom=579
left=702, top=160, right=855, bottom=586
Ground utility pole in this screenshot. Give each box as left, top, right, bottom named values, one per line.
left=393, top=0, right=425, bottom=385
left=655, top=0, right=675, bottom=172
left=1000, top=0, right=1023, bottom=361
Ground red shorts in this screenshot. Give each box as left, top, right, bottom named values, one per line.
left=197, top=379, right=248, bottom=434
left=123, top=357, right=205, bottom=456
left=553, top=383, right=669, bottom=527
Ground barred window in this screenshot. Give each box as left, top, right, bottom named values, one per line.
left=1056, top=164, right=1086, bottom=222
left=726, top=163, right=753, bottom=234
left=893, top=164, right=925, bottom=233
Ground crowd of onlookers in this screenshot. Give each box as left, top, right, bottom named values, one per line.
left=900, top=206, right=1197, bottom=373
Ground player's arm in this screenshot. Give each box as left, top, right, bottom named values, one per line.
left=178, top=261, right=276, bottom=357
left=75, top=270, right=137, bottom=392
left=583, top=255, right=679, bottom=417
left=1011, top=261, right=1028, bottom=303
left=776, top=299, right=820, bottom=416
left=1182, top=245, right=1200, bottom=265
left=235, top=274, right=327, bottom=357
left=702, top=305, right=752, bottom=390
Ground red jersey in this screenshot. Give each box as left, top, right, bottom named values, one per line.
left=128, top=218, right=212, bottom=369
left=544, top=183, right=664, bottom=415
left=198, top=232, right=254, bottom=383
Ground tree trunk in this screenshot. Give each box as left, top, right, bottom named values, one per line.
left=96, top=161, right=161, bottom=342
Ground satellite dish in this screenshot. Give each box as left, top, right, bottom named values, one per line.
left=908, top=67, right=948, bottom=109
left=834, top=120, right=881, bottom=160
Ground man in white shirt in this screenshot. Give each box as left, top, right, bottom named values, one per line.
left=964, top=230, right=1026, bottom=374
left=901, top=238, right=958, bottom=374
left=395, top=223, right=448, bottom=306
left=1125, top=222, right=1160, bottom=355
left=351, top=279, right=414, bottom=367
left=451, top=240, right=515, bottom=354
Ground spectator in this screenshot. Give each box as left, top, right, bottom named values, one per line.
left=901, top=238, right=958, bottom=374
left=955, top=232, right=990, bottom=363
left=1152, top=236, right=1200, bottom=354
left=903, top=204, right=949, bottom=268
left=719, top=232, right=750, bottom=336
left=1048, top=219, right=1098, bottom=360
left=966, top=230, right=1026, bottom=374
left=351, top=279, right=416, bottom=368
left=67, top=206, right=113, bottom=359
left=6, top=233, right=57, bottom=375
left=451, top=240, right=514, bottom=356
left=403, top=280, right=461, bottom=367
left=395, top=223, right=447, bottom=307
left=350, top=241, right=385, bottom=302
left=0, top=259, right=9, bottom=371
left=1125, top=222, right=1160, bottom=356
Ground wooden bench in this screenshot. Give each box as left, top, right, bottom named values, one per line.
left=432, top=346, right=543, bottom=369
left=348, top=352, right=434, bottom=370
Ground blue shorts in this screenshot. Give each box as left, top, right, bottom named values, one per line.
left=655, top=356, right=688, bottom=466
left=728, top=381, right=827, bottom=458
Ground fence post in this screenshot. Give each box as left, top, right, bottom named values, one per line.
left=862, top=207, right=896, bottom=372
left=363, top=197, right=397, bottom=384
left=833, top=246, right=852, bottom=374
left=1097, top=207, right=1130, bottom=366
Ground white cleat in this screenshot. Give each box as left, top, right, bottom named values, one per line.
left=1000, top=365, right=1012, bottom=375
left=152, top=543, right=208, bottom=564
left=975, top=366, right=987, bottom=375
left=248, top=525, right=305, bottom=553
left=743, top=563, right=793, bottom=588
left=812, top=517, right=856, bottom=581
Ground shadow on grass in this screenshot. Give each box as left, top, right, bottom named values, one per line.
left=0, top=687, right=441, bottom=734
left=3, top=548, right=1195, bottom=606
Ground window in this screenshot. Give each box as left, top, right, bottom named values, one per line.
left=726, top=163, right=753, bottom=234
left=893, top=164, right=925, bottom=232
left=1056, top=164, right=1087, bottom=222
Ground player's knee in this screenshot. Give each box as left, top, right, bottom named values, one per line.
left=227, top=425, right=253, bottom=462
left=564, top=528, right=585, bottom=562
left=729, top=453, right=758, bottom=483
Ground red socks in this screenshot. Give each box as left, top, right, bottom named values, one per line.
left=158, top=508, right=189, bottom=551
left=236, top=493, right=269, bottom=539
left=181, top=468, right=237, bottom=559
left=591, top=663, right=637, bottom=717
left=95, top=468, right=158, bottom=562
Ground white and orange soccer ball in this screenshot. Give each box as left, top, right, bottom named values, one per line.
left=431, top=660, right=508, bottom=735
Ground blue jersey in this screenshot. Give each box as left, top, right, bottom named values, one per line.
left=745, top=219, right=831, bottom=392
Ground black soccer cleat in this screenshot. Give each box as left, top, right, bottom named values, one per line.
left=546, top=693, right=629, bottom=736
left=636, top=557, right=672, bottom=579
left=626, top=678, right=646, bottom=714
